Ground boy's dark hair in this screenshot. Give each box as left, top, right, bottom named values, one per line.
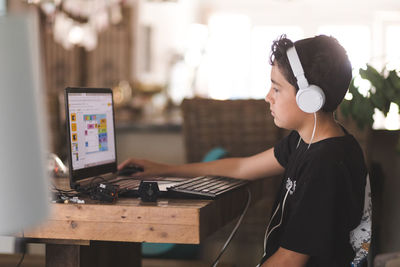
left=269, top=34, right=352, bottom=112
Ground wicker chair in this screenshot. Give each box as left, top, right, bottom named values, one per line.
left=181, top=98, right=282, bottom=163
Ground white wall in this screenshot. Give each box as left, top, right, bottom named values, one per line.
left=134, top=0, right=201, bottom=85
left=116, top=131, right=185, bottom=164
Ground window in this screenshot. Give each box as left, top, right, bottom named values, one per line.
left=373, top=24, right=400, bottom=130
left=196, top=13, right=303, bottom=100
left=385, top=25, right=400, bottom=70
left=200, top=14, right=252, bottom=100
left=250, top=26, right=303, bottom=99
left=318, top=25, right=371, bottom=72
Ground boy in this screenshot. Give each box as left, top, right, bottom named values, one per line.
left=119, top=35, right=369, bottom=266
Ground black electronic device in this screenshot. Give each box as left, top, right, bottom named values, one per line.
left=89, top=183, right=119, bottom=203
left=138, top=181, right=159, bottom=202
left=65, top=87, right=144, bottom=196
left=65, top=87, right=118, bottom=189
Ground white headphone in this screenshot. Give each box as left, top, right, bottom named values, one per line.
left=286, top=46, right=325, bottom=113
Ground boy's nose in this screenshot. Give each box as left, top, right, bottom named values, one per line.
left=265, top=90, right=273, bottom=104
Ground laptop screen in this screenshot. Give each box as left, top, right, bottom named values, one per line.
left=65, top=87, right=118, bottom=186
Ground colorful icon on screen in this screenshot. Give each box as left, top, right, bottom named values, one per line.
left=72, top=143, right=78, bottom=152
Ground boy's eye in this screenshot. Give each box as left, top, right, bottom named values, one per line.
left=273, top=88, right=279, bottom=93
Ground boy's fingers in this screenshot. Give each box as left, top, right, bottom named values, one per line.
left=118, top=158, right=136, bottom=170
left=117, top=160, right=129, bottom=170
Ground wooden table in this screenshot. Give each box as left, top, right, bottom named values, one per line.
left=22, top=178, right=253, bottom=267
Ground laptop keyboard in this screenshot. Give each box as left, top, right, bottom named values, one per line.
left=114, top=179, right=141, bottom=190
left=99, top=176, right=247, bottom=199
left=168, top=176, right=247, bottom=199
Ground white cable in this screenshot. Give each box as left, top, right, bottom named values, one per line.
left=297, top=112, right=317, bottom=150
left=256, top=113, right=316, bottom=266
left=296, top=136, right=302, bottom=149
left=211, top=187, right=252, bottom=267
left=264, top=114, right=313, bottom=251
left=307, top=112, right=317, bottom=150
left=257, top=114, right=316, bottom=266
left=263, top=203, right=281, bottom=253
left=261, top=183, right=292, bottom=260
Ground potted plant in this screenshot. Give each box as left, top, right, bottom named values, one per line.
left=339, top=64, right=400, bottom=153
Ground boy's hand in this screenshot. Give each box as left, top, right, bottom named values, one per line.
left=118, top=158, right=171, bottom=178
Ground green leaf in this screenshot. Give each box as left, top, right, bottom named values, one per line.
left=348, top=90, right=374, bottom=130
left=370, top=88, right=390, bottom=114
left=388, top=70, right=400, bottom=90
left=386, top=71, right=400, bottom=108
left=340, top=100, right=351, bottom=118
left=359, top=65, right=385, bottom=90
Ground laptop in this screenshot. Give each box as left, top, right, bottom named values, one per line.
left=65, top=87, right=248, bottom=199
left=65, top=87, right=184, bottom=196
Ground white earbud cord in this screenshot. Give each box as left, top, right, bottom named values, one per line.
left=258, top=113, right=316, bottom=266
left=296, top=136, right=301, bottom=149
left=262, top=183, right=292, bottom=257
left=296, top=112, right=317, bottom=150
left=263, top=203, right=280, bottom=253
left=307, top=112, right=317, bottom=150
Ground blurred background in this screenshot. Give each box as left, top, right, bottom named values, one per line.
left=6, top=0, right=400, bottom=157
left=1, top=0, right=400, bottom=266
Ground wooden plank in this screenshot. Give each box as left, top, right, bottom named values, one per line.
left=28, top=238, right=90, bottom=246
left=25, top=221, right=200, bottom=244
left=31, top=177, right=262, bottom=244
left=45, top=202, right=202, bottom=225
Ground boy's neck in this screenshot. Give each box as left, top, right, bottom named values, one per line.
left=297, top=112, right=345, bottom=144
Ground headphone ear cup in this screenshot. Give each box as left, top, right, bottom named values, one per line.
left=296, top=85, right=326, bottom=113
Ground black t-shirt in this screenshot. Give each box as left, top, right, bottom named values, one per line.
left=259, top=129, right=367, bottom=267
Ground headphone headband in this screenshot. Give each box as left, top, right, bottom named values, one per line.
left=286, top=46, right=309, bottom=89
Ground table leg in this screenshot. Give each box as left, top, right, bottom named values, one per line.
left=46, top=241, right=141, bottom=267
